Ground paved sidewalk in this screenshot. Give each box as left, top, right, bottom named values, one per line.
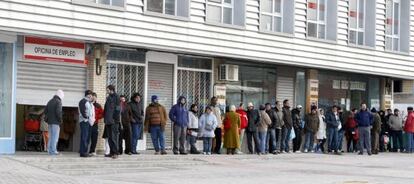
left=1, top=152, right=414, bottom=184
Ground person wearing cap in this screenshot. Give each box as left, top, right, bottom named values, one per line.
left=129, top=93, right=144, bottom=155
left=199, top=106, right=218, bottom=155
left=258, top=104, right=271, bottom=154
left=304, top=105, right=319, bottom=153
left=282, top=99, right=293, bottom=153
left=104, top=85, right=121, bottom=159
left=246, top=102, right=260, bottom=154
left=325, top=105, right=341, bottom=155
left=78, top=90, right=95, bottom=157
left=370, top=108, right=382, bottom=154
left=292, top=105, right=303, bottom=153
left=44, top=89, right=64, bottom=156
left=144, top=95, right=168, bottom=155
left=387, top=109, right=404, bottom=152
left=355, top=103, right=373, bottom=156
left=404, top=107, right=414, bottom=153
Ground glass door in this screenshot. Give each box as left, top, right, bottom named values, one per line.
left=0, top=42, right=14, bottom=154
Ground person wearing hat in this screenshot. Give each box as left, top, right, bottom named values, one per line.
left=144, top=95, right=168, bottom=155
left=304, top=105, right=319, bottom=153
left=370, top=108, right=382, bottom=154
left=44, top=89, right=64, bottom=156
left=78, top=90, right=95, bottom=157
left=129, top=93, right=144, bottom=155
left=404, top=107, right=414, bottom=153
left=104, top=85, right=121, bottom=159
left=292, top=105, right=303, bottom=153
left=387, top=109, right=404, bottom=152
left=355, top=103, right=373, bottom=155
left=325, top=105, right=341, bottom=155
left=246, top=102, right=260, bottom=154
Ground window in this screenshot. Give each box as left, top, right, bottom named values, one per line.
left=76, top=0, right=125, bottom=7
left=146, top=0, right=189, bottom=17
left=260, top=0, right=283, bottom=32
left=348, top=0, right=376, bottom=47
left=206, top=0, right=245, bottom=26
left=385, top=0, right=410, bottom=53
left=306, top=0, right=337, bottom=41
left=393, top=80, right=402, bottom=93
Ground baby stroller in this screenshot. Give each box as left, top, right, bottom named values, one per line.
left=22, top=117, right=43, bottom=152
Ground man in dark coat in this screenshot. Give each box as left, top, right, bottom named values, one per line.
left=129, top=93, right=144, bottom=154
left=326, top=105, right=341, bottom=155
left=246, top=102, right=260, bottom=154
left=44, top=90, right=64, bottom=156
left=104, top=85, right=121, bottom=159
left=282, top=99, right=293, bottom=153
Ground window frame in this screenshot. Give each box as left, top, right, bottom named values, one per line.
left=144, top=0, right=191, bottom=19
left=206, top=0, right=235, bottom=25
left=259, top=0, right=284, bottom=33
left=348, top=0, right=366, bottom=46
left=306, top=0, right=328, bottom=40
left=72, top=0, right=126, bottom=11
left=385, top=0, right=401, bottom=52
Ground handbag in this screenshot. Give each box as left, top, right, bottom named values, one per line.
left=289, top=127, right=296, bottom=140
left=223, top=114, right=231, bottom=130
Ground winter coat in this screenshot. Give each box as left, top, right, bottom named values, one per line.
left=212, top=105, right=223, bottom=127
left=44, top=95, right=63, bottom=125
left=371, top=113, right=382, bottom=133
left=326, top=111, right=341, bottom=129
left=404, top=112, right=414, bottom=133
left=355, top=110, right=373, bottom=127
left=292, top=109, right=302, bottom=129
left=275, top=107, right=284, bottom=129
left=121, top=102, right=132, bottom=127
left=316, top=115, right=326, bottom=140
left=247, top=109, right=260, bottom=132
left=129, top=101, right=144, bottom=123
left=78, top=97, right=95, bottom=125
left=223, top=111, right=241, bottom=149
left=282, top=106, right=293, bottom=129
left=104, top=93, right=121, bottom=125
left=144, top=103, right=168, bottom=132
left=266, top=109, right=278, bottom=129
left=169, top=96, right=189, bottom=127
left=304, top=113, right=319, bottom=133
left=93, top=102, right=104, bottom=124
left=236, top=109, right=248, bottom=129
left=199, top=113, right=218, bottom=138
left=188, top=111, right=199, bottom=129
left=388, top=115, right=403, bottom=131
left=257, top=110, right=272, bottom=132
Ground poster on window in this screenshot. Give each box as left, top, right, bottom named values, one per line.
left=309, top=79, right=319, bottom=106
left=214, top=84, right=226, bottom=112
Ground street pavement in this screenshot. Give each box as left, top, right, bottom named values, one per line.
left=1, top=151, right=413, bottom=184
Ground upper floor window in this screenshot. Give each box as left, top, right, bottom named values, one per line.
left=385, top=0, right=410, bottom=53
left=146, top=0, right=189, bottom=17
left=260, top=0, right=294, bottom=34
left=306, top=0, right=337, bottom=41
left=74, top=0, right=125, bottom=7
left=206, top=0, right=246, bottom=27
left=348, top=0, right=375, bottom=47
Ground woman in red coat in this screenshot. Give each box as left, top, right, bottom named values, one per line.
left=404, top=107, right=414, bottom=153
left=236, top=103, right=248, bottom=153
left=346, top=108, right=359, bottom=153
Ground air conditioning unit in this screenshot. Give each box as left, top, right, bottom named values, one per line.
left=219, top=64, right=239, bottom=81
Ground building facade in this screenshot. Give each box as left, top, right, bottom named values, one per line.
left=0, top=0, right=413, bottom=153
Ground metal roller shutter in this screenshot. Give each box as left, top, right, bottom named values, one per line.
left=276, top=67, right=295, bottom=105
left=16, top=61, right=86, bottom=107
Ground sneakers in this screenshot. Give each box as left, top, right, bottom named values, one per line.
left=304, top=149, right=308, bottom=153
left=207, top=152, right=212, bottom=155
left=89, top=152, right=97, bottom=157
left=202, top=152, right=207, bottom=155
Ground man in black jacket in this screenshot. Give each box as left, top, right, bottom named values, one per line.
left=282, top=99, right=293, bottom=153
left=265, top=103, right=278, bottom=154
left=104, top=85, right=121, bottom=159
left=129, top=93, right=144, bottom=155
left=246, top=102, right=260, bottom=154
left=292, top=105, right=303, bottom=153
left=44, top=90, right=64, bottom=156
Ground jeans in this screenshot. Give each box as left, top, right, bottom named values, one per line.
left=358, top=126, right=372, bottom=154
left=337, top=129, right=345, bottom=151
left=246, top=130, right=259, bottom=154
left=150, top=125, right=165, bottom=152
left=131, top=123, right=143, bottom=153
left=282, top=127, right=291, bottom=152
left=214, top=128, right=222, bottom=153
left=203, top=137, right=213, bottom=153
left=390, top=130, right=404, bottom=152
left=47, top=124, right=60, bottom=155
left=293, top=128, right=302, bottom=152
left=266, top=129, right=276, bottom=153
left=327, top=127, right=338, bottom=152
left=79, top=121, right=91, bottom=156
left=187, top=134, right=198, bottom=153
left=106, top=123, right=119, bottom=155
left=258, top=131, right=267, bottom=154
left=406, top=132, right=414, bottom=153
left=89, top=123, right=98, bottom=153
left=304, top=131, right=315, bottom=151
left=173, top=124, right=187, bottom=153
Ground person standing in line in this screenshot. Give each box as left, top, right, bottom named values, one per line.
left=404, top=107, right=414, bottom=153
left=119, top=95, right=132, bottom=155
left=246, top=102, right=260, bottom=154
left=316, top=108, right=327, bottom=153
left=378, top=110, right=388, bottom=152
left=265, top=103, right=277, bottom=154
left=44, top=89, right=64, bottom=156
left=78, top=90, right=95, bottom=157
left=282, top=99, right=293, bottom=153
left=223, top=105, right=241, bottom=155
left=337, top=107, right=346, bottom=152
left=292, top=105, right=303, bottom=153
left=274, top=101, right=284, bottom=154
left=169, top=96, right=189, bottom=155
left=104, top=85, right=121, bottom=159
left=326, top=105, right=341, bottom=155
left=199, top=106, right=218, bottom=155
left=258, top=104, right=271, bottom=155
left=345, top=108, right=359, bottom=153
left=236, top=103, right=248, bottom=154
left=303, top=105, right=319, bottom=153
left=144, top=95, right=168, bottom=155
left=371, top=108, right=382, bottom=155
left=187, top=104, right=200, bottom=154
left=355, top=103, right=373, bottom=156
left=387, top=109, right=404, bottom=152
left=129, top=93, right=144, bottom=155
left=89, top=92, right=103, bottom=156
left=210, top=97, right=223, bottom=154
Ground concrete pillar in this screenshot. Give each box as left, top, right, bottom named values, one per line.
left=305, top=69, right=318, bottom=113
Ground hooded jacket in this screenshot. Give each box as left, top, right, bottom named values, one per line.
left=144, top=102, right=168, bottom=131
left=199, top=113, right=218, bottom=138
left=291, top=108, right=302, bottom=129
left=128, top=97, right=144, bottom=123
left=372, top=112, right=382, bottom=133
left=44, top=95, right=63, bottom=125
left=355, top=110, right=373, bottom=127
left=169, top=96, right=189, bottom=127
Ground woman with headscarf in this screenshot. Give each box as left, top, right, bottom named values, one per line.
left=223, top=105, right=241, bottom=155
